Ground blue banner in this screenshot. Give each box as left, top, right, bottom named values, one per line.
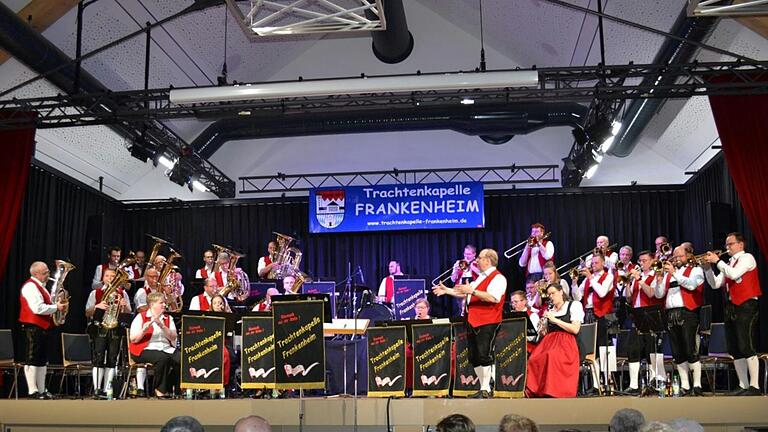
left=309, top=182, right=484, bottom=233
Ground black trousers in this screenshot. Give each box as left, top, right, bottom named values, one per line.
left=23, top=324, right=49, bottom=367
left=724, top=299, right=759, bottom=359
left=667, top=307, right=699, bottom=364
left=627, top=328, right=656, bottom=362
left=584, top=309, right=611, bottom=347
left=89, top=328, right=123, bottom=367
left=467, top=323, right=499, bottom=367
left=132, top=350, right=181, bottom=394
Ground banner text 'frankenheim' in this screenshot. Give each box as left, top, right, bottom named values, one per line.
left=309, top=182, right=484, bottom=233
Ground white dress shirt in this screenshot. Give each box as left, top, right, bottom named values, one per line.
left=129, top=311, right=176, bottom=354
left=21, top=277, right=58, bottom=316
left=573, top=270, right=614, bottom=308
left=85, top=286, right=132, bottom=312
left=466, top=266, right=506, bottom=305
left=518, top=241, right=555, bottom=274
left=705, top=251, right=758, bottom=301
left=654, top=266, right=704, bottom=309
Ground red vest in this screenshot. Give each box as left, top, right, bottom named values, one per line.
left=467, top=270, right=505, bottom=328
left=680, top=266, right=704, bottom=311
left=129, top=313, right=171, bottom=357
left=384, top=276, right=394, bottom=303
left=525, top=240, right=553, bottom=275
left=253, top=302, right=270, bottom=312
left=582, top=271, right=613, bottom=318
left=214, top=271, right=226, bottom=287
left=264, top=255, right=272, bottom=266
left=19, top=278, right=54, bottom=330
left=95, top=286, right=125, bottom=303
left=199, top=268, right=209, bottom=279
left=725, top=256, right=762, bottom=305
left=630, top=273, right=661, bottom=307
left=196, top=294, right=211, bottom=311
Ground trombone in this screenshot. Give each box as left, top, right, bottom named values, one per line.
left=431, top=259, right=473, bottom=286
left=503, top=232, right=551, bottom=259
left=556, top=243, right=617, bottom=276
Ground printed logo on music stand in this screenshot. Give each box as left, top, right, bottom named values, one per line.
left=316, top=189, right=345, bottom=229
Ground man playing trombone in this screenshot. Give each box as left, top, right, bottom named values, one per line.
left=586, top=235, right=618, bottom=270
left=703, top=232, right=762, bottom=395
left=518, top=223, right=554, bottom=283
left=449, top=244, right=480, bottom=316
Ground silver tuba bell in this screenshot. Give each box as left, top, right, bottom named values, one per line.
left=50, top=259, right=75, bottom=326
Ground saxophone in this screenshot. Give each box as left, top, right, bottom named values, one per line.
left=51, top=260, right=75, bottom=326
left=100, top=253, right=135, bottom=330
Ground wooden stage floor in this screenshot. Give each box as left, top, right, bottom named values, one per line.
left=0, top=395, right=766, bottom=432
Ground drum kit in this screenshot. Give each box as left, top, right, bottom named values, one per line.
left=353, top=286, right=394, bottom=324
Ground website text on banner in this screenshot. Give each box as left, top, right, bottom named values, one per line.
left=309, top=182, right=485, bottom=233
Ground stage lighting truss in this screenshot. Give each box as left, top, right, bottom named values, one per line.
left=687, top=0, right=768, bottom=17
left=226, top=0, right=385, bottom=40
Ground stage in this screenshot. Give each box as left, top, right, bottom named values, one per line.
left=0, top=396, right=766, bottom=432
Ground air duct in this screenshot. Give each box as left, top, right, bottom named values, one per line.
left=367, top=0, right=413, bottom=64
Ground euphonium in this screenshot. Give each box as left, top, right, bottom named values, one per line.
left=215, top=246, right=250, bottom=299
left=146, top=234, right=170, bottom=271
left=51, top=259, right=75, bottom=326
left=100, top=253, right=135, bottom=329
left=159, top=248, right=183, bottom=312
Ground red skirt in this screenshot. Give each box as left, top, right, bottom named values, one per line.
left=526, top=331, right=579, bottom=398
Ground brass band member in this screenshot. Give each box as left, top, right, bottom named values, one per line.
left=91, top=246, right=128, bottom=289
left=252, top=288, right=281, bottom=312
left=586, top=236, right=618, bottom=270
left=518, top=223, right=554, bottom=283
left=195, top=249, right=216, bottom=279
left=129, top=292, right=180, bottom=398
left=653, top=245, right=705, bottom=396
left=654, top=236, right=670, bottom=260
left=85, top=268, right=131, bottom=398
left=624, top=251, right=665, bottom=395
left=510, top=290, right=540, bottom=349
left=134, top=267, right=160, bottom=313
left=131, top=250, right=146, bottom=281
left=449, top=244, right=481, bottom=316
left=257, top=241, right=278, bottom=279
left=704, top=232, right=762, bottom=396
left=213, top=252, right=249, bottom=300
left=19, top=262, right=66, bottom=399
left=377, top=260, right=404, bottom=303
left=189, top=278, right=231, bottom=312
left=434, top=248, right=506, bottom=398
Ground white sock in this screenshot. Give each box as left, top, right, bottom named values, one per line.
left=36, top=366, right=47, bottom=393
left=104, top=368, right=116, bottom=392
left=24, top=366, right=38, bottom=395
left=734, top=358, right=749, bottom=389
left=690, top=361, right=701, bottom=388
left=136, top=368, right=146, bottom=390
left=480, top=366, right=492, bottom=392
left=591, top=365, right=601, bottom=390
left=651, top=354, right=666, bottom=381
left=677, top=362, right=690, bottom=390
left=489, top=364, right=496, bottom=383
left=747, top=356, right=759, bottom=389
left=92, top=367, right=104, bottom=392
left=628, top=362, right=640, bottom=389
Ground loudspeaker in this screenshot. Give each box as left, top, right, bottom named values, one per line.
left=705, top=202, right=733, bottom=251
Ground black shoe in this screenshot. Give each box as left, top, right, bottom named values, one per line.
left=134, top=389, right=146, bottom=398
left=728, top=387, right=747, bottom=396
left=691, top=386, right=703, bottom=397
left=583, top=387, right=600, bottom=397
left=39, top=391, right=54, bottom=400
left=742, top=386, right=762, bottom=396
left=467, top=390, right=490, bottom=399
left=28, top=392, right=40, bottom=399
left=93, top=390, right=106, bottom=399
left=625, top=387, right=641, bottom=396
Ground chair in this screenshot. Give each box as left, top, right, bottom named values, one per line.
left=59, top=333, right=93, bottom=398
left=760, top=353, right=768, bottom=395
left=700, top=323, right=733, bottom=395
left=614, top=329, right=631, bottom=390
left=119, top=329, right=153, bottom=399
left=0, top=329, right=21, bottom=399
left=576, top=322, right=600, bottom=395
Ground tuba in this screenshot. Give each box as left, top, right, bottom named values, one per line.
left=213, top=245, right=250, bottom=299
left=99, top=254, right=135, bottom=330
left=159, top=248, right=183, bottom=312
left=269, top=232, right=309, bottom=293
left=50, top=260, right=75, bottom=326
left=146, top=234, right=171, bottom=271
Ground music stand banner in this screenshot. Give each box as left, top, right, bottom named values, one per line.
left=241, top=316, right=275, bottom=389
left=180, top=315, right=225, bottom=390
left=302, top=282, right=337, bottom=319
left=367, top=326, right=406, bottom=397
left=412, top=323, right=452, bottom=397
left=452, top=323, right=480, bottom=397
left=249, top=282, right=276, bottom=299
left=494, top=318, right=527, bottom=398
left=309, top=181, right=485, bottom=233
left=393, top=279, right=426, bottom=320
left=272, top=300, right=326, bottom=389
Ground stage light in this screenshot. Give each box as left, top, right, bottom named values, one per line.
left=611, top=121, right=622, bottom=135
left=192, top=180, right=208, bottom=192
left=600, top=136, right=615, bottom=153
left=584, top=163, right=599, bottom=179
left=130, top=145, right=154, bottom=163
left=169, top=70, right=540, bottom=104
left=158, top=155, right=177, bottom=170
left=461, top=98, right=475, bottom=105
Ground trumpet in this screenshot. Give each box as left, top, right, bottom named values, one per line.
left=687, top=250, right=726, bottom=266
left=615, top=261, right=633, bottom=285
left=657, top=242, right=672, bottom=260
left=503, top=232, right=551, bottom=259
left=556, top=243, right=617, bottom=275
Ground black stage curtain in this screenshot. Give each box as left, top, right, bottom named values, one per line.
left=0, top=164, right=123, bottom=362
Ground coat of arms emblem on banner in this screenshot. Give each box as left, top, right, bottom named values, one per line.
left=315, top=189, right=345, bottom=228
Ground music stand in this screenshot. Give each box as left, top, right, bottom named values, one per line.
left=632, top=305, right=666, bottom=396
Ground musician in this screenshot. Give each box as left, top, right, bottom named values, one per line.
left=257, top=241, right=278, bottom=279
left=253, top=288, right=281, bottom=311
left=130, top=250, right=146, bottom=281
left=433, top=248, right=506, bottom=398
left=212, top=251, right=249, bottom=300
left=542, top=261, right=570, bottom=301
left=195, top=249, right=216, bottom=279
left=615, top=246, right=636, bottom=326
left=129, top=292, right=180, bottom=398
left=510, top=290, right=540, bottom=347
left=85, top=268, right=131, bottom=398
left=414, top=298, right=431, bottom=320
left=282, top=274, right=297, bottom=294
left=518, top=223, right=554, bottom=283
left=526, top=283, right=584, bottom=398
left=585, top=236, right=618, bottom=270
left=624, top=250, right=665, bottom=395
left=524, top=280, right=541, bottom=314
left=450, top=244, right=481, bottom=316
left=92, top=246, right=130, bottom=289
left=19, top=262, right=66, bottom=399
left=653, top=245, right=705, bottom=396
left=134, top=267, right=161, bottom=313
left=704, top=232, right=762, bottom=395
left=152, top=255, right=185, bottom=301
left=654, top=236, right=670, bottom=259
left=377, top=260, right=404, bottom=303
left=189, top=277, right=231, bottom=312
left=571, top=253, right=614, bottom=393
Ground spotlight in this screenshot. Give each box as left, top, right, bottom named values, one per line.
left=192, top=180, right=209, bottom=193
left=130, top=145, right=155, bottom=163
left=584, top=163, right=599, bottom=179
left=158, top=155, right=177, bottom=170
left=169, top=167, right=190, bottom=187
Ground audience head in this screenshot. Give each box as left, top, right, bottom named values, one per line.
left=234, top=415, right=271, bottom=432
left=160, top=415, right=204, bottom=432
left=608, top=408, right=645, bottom=432
left=666, top=419, right=704, bottom=432
left=498, top=413, right=538, bottom=432
left=437, top=414, right=475, bottom=432
left=639, top=422, right=675, bottom=432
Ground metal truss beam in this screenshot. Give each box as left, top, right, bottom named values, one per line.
left=688, top=0, right=768, bottom=17
left=238, top=165, right=559, bottom=194
left=226, top=0, right=384, bottom=39
left=1, top=61, right=766, bottom=130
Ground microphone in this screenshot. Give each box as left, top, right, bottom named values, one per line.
left=357, top=265, right=365, bottom=285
